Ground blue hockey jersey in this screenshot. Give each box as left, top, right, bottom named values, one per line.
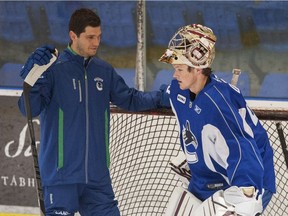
left=18, top=47, right=163, bottom=186
left=169, top=74, right=276, bottom=201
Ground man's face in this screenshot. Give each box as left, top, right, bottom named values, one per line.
left=70, top=26, right=101, bottom=58
left=172, top=64, right=197, bottom=91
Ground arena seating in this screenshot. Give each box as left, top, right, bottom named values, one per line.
left=40, top=1, right=82, bottom=45
left=152, top=69, right=174, bottom=90
left=251, top=2, right=288, bottom=51
left=196, top=2, right=243, bottom=51
left=258, top=73, right=288, bottom=98
left=0, top=63, right=23, bottom=88
left=146, top=1, right=243, bottom=50
left=146, top=1, right=187, bottom=46
left=0, top=1, right=287, bottom=99
left=116, top=68, right=136, bottom=88
left=214, top=71, right=250, bottom=96
left=81, top=1, right=138, bottom=47
left=1, top=1, right=288, bottom=50
left=0, top=2, right=34, bottom=42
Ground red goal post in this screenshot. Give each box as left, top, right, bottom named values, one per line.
left=109, top=99, right=288, bottom=216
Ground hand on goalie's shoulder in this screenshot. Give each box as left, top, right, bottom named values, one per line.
left=158, top=84, right=171, bottom=108
left=20, top=45, right=57, bottom=79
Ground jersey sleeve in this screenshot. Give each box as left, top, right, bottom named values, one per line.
left=109, top=68, right=162, bottom=111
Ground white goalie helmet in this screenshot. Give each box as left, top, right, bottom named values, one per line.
left=159, top=24, right=217, bottom=69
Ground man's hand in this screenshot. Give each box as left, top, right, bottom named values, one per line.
left=20, top=45, right=56, bottom=80
left=159, top=84, right=171, bottom=108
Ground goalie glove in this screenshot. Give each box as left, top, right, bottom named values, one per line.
left=191, top=186, right=262, bottom=216
left=169, top=151, right=191, bottom=187
left=165, top=186, right=262, bottom=216
left=20, top=45, right=58, bottom=86
left=223, top=186, right=263, bottom=216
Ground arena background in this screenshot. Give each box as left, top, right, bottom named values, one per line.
left=0, top=1, right=287, bottom=215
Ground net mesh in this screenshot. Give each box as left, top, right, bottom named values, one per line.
left=109, top=108, right=288, bottom=216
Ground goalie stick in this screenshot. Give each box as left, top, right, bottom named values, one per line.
left=23, top=83, right=45, bottom=216
left=231, top=68, right=241, bottom=87
left=276, top=122, right=288, bottom=170
left=23, top=52, right=57, bottom=216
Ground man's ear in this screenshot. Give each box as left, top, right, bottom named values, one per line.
left=196, top=68, right=203, bottom=74
left=69, top=31, right=77, bottom=42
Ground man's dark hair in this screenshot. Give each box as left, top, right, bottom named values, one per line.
left=69, top=8, right=101, bottom=37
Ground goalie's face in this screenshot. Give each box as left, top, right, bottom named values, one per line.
left=173, top=64, right=198, bottom=91
left=70, top=26, right=101, bottom=58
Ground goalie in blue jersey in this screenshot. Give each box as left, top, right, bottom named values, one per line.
left=159, top=24, right=276, bottom=216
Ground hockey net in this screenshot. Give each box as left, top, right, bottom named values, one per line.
left=109, top=105, right=288, bottom=216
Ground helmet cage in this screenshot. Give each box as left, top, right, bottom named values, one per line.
left=167, top=24, right=216, bottom=68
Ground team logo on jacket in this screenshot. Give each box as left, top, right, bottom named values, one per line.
left=182, top=120, right=198, bottom=163
left=94, top=77, right=103, bottom=91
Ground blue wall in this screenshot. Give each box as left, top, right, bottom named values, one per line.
left=0, top=1, right=287, bottom=98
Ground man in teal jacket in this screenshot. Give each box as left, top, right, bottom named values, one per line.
left=18, top=8, right=168, bottom=216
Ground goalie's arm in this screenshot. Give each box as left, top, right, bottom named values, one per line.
left=202, top=92, right=265, bottom=188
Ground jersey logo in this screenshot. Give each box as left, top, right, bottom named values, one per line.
left=94, top=77, right=103, bottom=91
left=194, top=105, right=201, bottom=114
left=206, top=182, right=224, bottom=190
left=182, top=120, right=198, bottom=164
left=177, top=94, right=186, bottom=104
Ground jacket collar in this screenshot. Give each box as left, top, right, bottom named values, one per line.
left=65, top=45, right=90, bottom=67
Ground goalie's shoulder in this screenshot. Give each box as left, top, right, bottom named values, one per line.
left=210, top=73, right=243, bottom=96
left=209, top=74, right=231, bottom=90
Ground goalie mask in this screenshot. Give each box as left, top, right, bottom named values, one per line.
left=159, top=24, right=217, bottom=69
